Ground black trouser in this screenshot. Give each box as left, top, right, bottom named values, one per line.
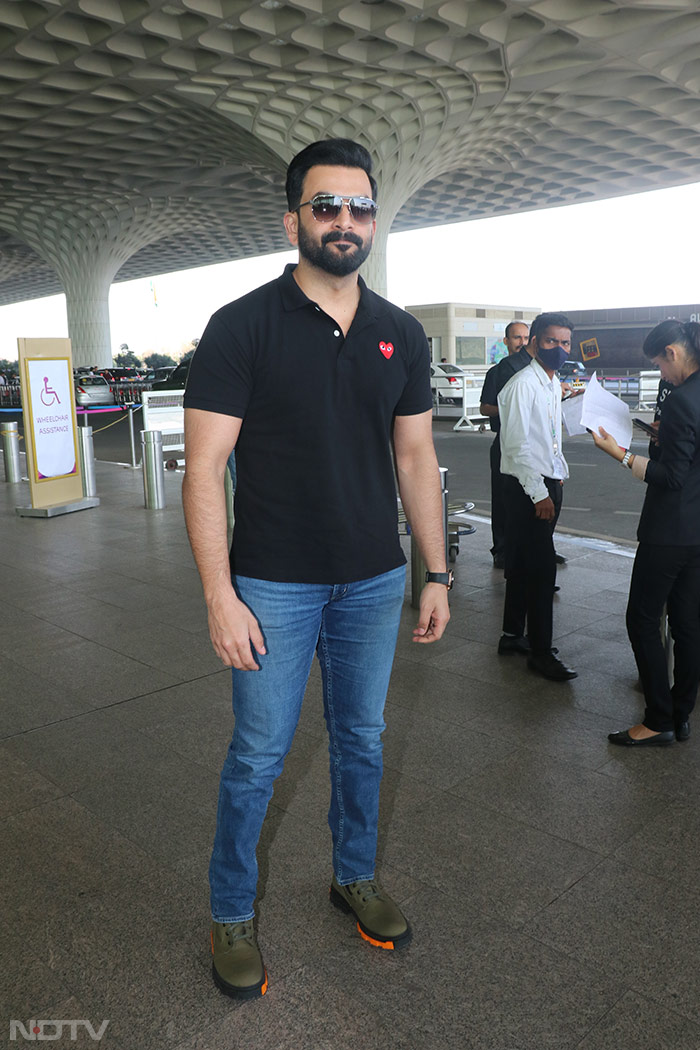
left=626, top=543, right=700, bottom=732
left=489, top=435, right=505, bottom=558
left=502, top=475, right=562, bottom=656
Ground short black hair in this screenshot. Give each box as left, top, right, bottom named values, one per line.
left=505, top=320, right=529, bottom=339
left=530, top=312, right=574, bottom=343
left=285, top=138, right=378, bottom=211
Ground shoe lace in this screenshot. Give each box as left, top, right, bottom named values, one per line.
left=222, top=920, right=255, bottom=948
left=350, top=879, right=382, bottom=904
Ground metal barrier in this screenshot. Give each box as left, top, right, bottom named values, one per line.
left=410, top=466, right=449, bottom=608
left=141, top=430, right=165, bottom=509
left=0, top=386, right=21, bottom=409
left=78, top=425, right=97, bottom=498
left=141, top=390, right=185, bottom=464
left=1, top=420, right=21, bottom=482
left=452, top=378, right=488, bottom=431
left=638, top=370, right=661, bottom=411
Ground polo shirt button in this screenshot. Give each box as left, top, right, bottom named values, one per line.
left=334, top=329, right=340, bottom=337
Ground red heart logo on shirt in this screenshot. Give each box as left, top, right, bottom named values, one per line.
left=379, top=341, right=394, bottom=359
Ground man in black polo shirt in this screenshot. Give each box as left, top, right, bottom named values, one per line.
left=480, top=321, right=532, bottom=568
left=183, top=138, right=451, bottom=1000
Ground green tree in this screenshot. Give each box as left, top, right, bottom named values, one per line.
left=115, top=350, right=142, bottom=368
left=144, top=353, right=176, bottom=369
left=0, top=358, right=18, bottom=374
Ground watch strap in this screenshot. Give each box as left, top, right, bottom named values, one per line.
left=425, top=570, right=454, bottom=589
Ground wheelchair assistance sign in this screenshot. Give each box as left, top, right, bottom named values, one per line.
left=16, top=337, right=89, bottom=516
left=25, top=357, right=78, bottom=480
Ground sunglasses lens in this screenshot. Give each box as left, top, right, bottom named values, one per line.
left=349, top=199, right=376, bottom=223
left=308, top=195, right=377, bottom=223
left=311, top=195, right=341, bottom=222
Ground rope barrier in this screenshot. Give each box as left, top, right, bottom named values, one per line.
left=77, top=403, right=142, bottom=432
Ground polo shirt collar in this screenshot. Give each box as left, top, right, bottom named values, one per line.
left=277, top=263, right=382, bottom=324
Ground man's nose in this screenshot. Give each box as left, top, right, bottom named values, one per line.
left=333, top=201, right=354, bottom=225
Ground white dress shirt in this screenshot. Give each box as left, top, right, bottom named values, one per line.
left=498, top=358, right=569, bottom=503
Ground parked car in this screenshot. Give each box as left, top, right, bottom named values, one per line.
left=557, top=360, right=587, bottom=381
left=97, top=367, right=142, bottom=385
left=151, top=359, right=192, bottom=390
left=74, top=375, right=116, bottom=406
left=430, top=363, right=470, bottom=403
left=144, top=366, right=175, bottom=383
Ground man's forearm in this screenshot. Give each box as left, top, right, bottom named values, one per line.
left=182, top=465, right=233, bottom=600
left=396, top=452, right=446, bottom=572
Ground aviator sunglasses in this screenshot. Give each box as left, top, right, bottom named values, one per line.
left=298, top=193, right=378, bottom=225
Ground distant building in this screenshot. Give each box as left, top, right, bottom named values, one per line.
left=406, top=301, right=700, bottom=371
left=563, top=304, right=700, bottom=370
left=405, top=303, right=540, bottom=366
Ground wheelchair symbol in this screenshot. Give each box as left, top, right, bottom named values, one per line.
left=40, top=376, right=61, bottom=406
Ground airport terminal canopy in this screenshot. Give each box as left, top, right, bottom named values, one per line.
left=2, top=0, right=700, bottom=364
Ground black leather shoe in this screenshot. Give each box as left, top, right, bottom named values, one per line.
left=675, top=721, right=690, bottom=742
left=555, top=553, right=567, bottom=565
left=608, top=729, right=675, bottom=747
left=527, top=651, right=577, bottom=681
left=498, top=634, right=530, bottom=656
left=553, top=585, right=561, bottom=593
left=492, top=553, right=505, bottom=569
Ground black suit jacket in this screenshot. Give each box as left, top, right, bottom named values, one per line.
left=638, top=370, right=700, bottom=545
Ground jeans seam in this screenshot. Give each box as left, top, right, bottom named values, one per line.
left=319, top=613, right=345, bottom=877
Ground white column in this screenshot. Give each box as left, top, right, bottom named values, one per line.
left=62, top=264, right=118, bottom=368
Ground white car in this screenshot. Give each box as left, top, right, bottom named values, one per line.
left=430, top=363, right=470, bottom=404
left=74, top=375, right=116, bottom=406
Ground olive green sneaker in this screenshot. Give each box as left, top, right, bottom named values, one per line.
left=210, top=919, right=268, bottom=1000
left=329, top=876, right=412, bottom=950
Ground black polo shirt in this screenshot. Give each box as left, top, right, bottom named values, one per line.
left=184, top=264, right=432, bottom=584
left=480, top=347, right=532, bottom=433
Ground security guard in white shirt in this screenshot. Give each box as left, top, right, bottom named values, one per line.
left=497, top=312, right=578, bottom=682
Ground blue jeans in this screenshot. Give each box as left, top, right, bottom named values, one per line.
left=209, top=566, right=406, bottom=923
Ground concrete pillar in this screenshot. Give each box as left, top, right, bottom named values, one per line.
left=62, top=263, right=121, bottom=368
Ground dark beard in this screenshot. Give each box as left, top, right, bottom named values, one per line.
left=297, top=225, right=372, bottom=276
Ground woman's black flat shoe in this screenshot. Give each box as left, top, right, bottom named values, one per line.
left=608, top=729, right=675, bottom=747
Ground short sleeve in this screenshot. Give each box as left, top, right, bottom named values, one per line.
left=183, top=308, right=253, bottom=418
left=394, top=323, right=433, bottom=416
left=480, top=364, right=498, bottom=406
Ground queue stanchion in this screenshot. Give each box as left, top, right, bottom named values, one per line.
left=1, top=420, right=21, bottom=482
left=411, top=466, right=449, bottom=609
left=128, top=404, right=137, bottom=468
left=78, top=425, right=98, bottom=498
left=141, top=429, right=165, bottom=509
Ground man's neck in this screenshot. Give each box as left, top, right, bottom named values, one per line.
left=292, top=258, right=361, bottom=308
left=534, top=357, right=555, bottom=380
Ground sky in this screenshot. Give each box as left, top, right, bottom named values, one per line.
left=1, top=178, right=699, bottom=364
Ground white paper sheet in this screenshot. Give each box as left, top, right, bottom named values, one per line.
left=561, top=393, right=587, bottom=436
left=579, top=372, right=633, bottom=449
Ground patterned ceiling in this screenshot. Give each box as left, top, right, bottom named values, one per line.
left=1, top=0, right=700, bottom=304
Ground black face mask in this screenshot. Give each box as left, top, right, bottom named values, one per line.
left=537, top=343, right=568, bottom=371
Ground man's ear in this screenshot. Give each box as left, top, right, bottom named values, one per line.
left=283, top=210, right=299, bottom=247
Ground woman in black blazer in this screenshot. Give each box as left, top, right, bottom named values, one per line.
left=592, top=319, right=700, bottom=747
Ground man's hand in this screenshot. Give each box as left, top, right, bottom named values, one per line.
left=207, top=585, right=266, bottom=670
left=412, top=582, right=451, bottom=644
left=534, top=496, right=555, bottom=520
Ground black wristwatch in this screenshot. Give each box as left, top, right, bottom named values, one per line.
left=425, top=570, right=454, bottom=590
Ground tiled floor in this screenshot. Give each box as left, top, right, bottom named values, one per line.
left=3, top=458, right=700, bottom=1050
